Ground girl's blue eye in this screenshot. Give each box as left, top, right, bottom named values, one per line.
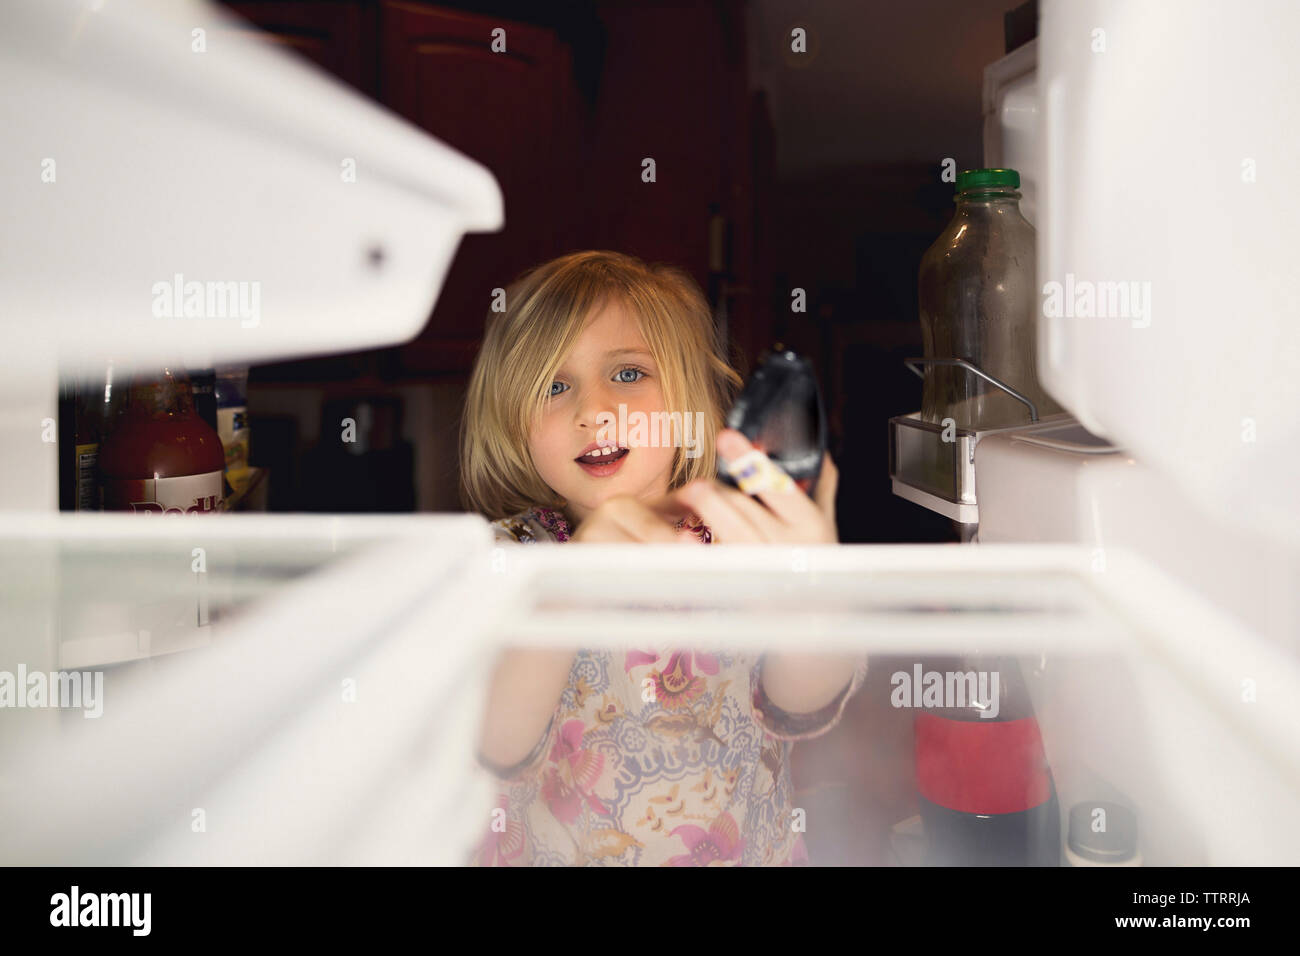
left=547, top=366, right=645, bottom=396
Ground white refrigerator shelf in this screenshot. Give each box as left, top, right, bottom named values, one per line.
left=0, top=513, right=1296, bottom=865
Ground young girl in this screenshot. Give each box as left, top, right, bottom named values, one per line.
left=460, top=250, right=868, bottom=866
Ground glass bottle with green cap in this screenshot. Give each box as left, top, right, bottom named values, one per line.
left=918, top=168, right=1063, bottom=429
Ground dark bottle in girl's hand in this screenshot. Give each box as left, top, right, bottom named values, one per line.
left=716, top=347, right=826, bottom=498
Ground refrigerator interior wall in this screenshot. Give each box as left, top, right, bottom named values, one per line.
left=982, top=37, right=1038, bottom=225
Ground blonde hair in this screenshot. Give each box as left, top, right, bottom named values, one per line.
left=460, top=250, right=743, bottom=520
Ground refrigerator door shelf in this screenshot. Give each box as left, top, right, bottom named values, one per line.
left=0, top=0, right=503, bottom=381
left=1, top=511, right=470, bottom=674
left=889, top=411, right=1076, bottom=524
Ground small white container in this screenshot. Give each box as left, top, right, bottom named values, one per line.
left=1065, top=801, right=1141, bottom=866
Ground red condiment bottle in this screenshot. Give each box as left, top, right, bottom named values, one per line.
left=98, top=365, right=226, bottom=514
left=913, top=654, right=1060, bottom=866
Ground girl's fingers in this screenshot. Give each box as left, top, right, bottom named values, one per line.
left=575, top=496, right=682, bottom=544
left=642, top=490, right=701, bottom=524
left=572, top=512, right=633, bottom=543
left=813, top=451, right=838, bottom=524
left=709, top=480, right=785, bottom=541
left=716, top=428, right=819, bottom=529
left=577, top=436, right=839, bottom=545
left=609, top=497, right=688, bottom=544
left=673, top=480, right=769, bottom=543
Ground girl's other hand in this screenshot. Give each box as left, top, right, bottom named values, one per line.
left=569, top=430, right=839, bottom=545
left=569, top=494, right=692, bottom=544
left=670, top=428, right=839, bottom=545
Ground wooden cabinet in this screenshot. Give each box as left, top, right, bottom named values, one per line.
left=216, top=0, right=767, bottom=378
left=379, top=1, right=586, bottom=373
left=219, top=1, right=379, bottom=96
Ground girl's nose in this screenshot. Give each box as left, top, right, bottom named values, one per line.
left=574, top=382, right=617, bottom=427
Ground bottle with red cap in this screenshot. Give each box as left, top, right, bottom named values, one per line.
left=98, top=364, right=226, bottom=515
left=913, top=654, right=1061, bottom=865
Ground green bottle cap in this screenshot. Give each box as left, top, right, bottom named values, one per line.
left=956, top=168, right=1020, bottom=191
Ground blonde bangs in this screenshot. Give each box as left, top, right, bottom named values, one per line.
left=459, top=251, right=743, bottom=520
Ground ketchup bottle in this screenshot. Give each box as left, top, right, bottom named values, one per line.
left=98, top=365, right=226, bottom=514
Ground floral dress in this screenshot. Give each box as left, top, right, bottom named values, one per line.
left=470, top=505, right=868, bottom=866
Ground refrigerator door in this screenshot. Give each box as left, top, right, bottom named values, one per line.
left=1036, top=0, right=1300, bottom=552
left=975, top=3, right=1299, bottom=652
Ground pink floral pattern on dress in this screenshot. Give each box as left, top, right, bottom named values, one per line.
left=624, top=649, right=721, bottom=710
left=472, top=506, right=869, bottom=866
left=532, top=506, right=571, bottom=542
left=540, top=719, right=609, bottom=823
left=476, top=793, right=526, bottom=867
left=493, top=505, right=711, bottom=545
left=666, top=811, right=746, bottom=866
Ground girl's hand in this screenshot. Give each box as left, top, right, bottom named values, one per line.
left=670, top=429, right=839, bottom=545
left=569, top=430, right=838, bottom=545
left=569, top=494, right=692, bottom=544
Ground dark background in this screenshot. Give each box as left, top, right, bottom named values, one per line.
left=218, top=0, right=1035, bottom=545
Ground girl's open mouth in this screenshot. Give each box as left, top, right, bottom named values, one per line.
left=574, top=446, right=629, bottom=476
